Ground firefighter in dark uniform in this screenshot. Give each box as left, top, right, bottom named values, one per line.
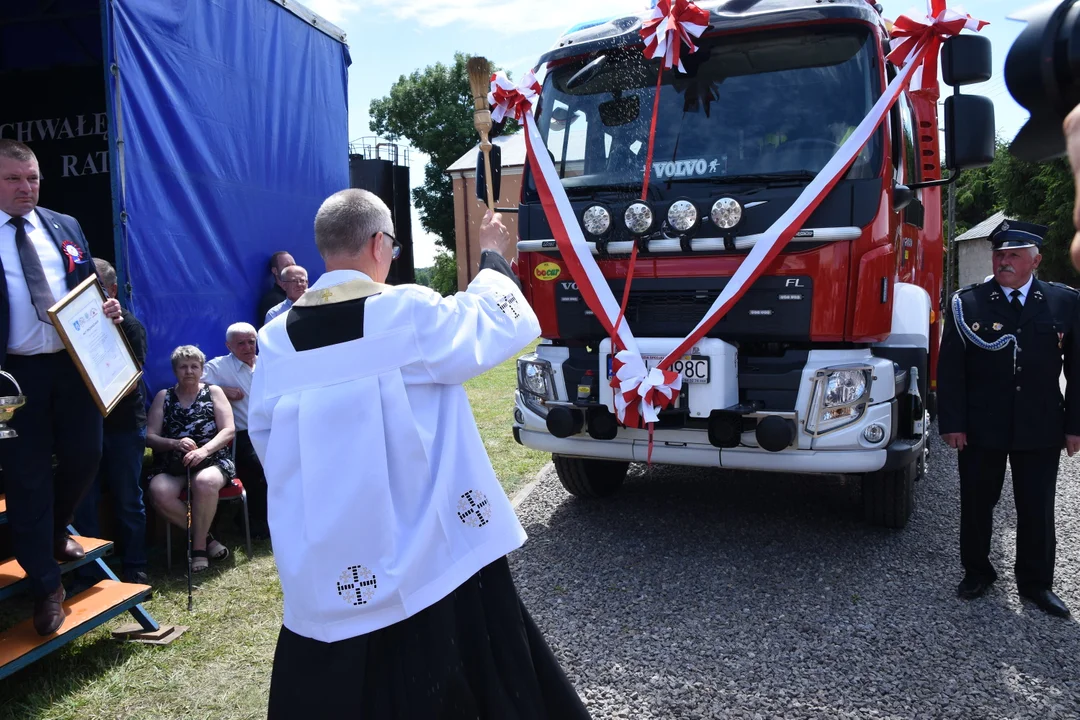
left=938, top=220, right=1080, bottom=618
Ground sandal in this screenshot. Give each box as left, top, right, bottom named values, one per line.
left=207, top=535, right=229, bottom=561
left=191, top=550, right=210, bottom=573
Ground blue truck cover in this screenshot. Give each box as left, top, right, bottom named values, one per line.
left=107, top=0, right=350, bottom=391
left=1, top=0, right=350, bottom=394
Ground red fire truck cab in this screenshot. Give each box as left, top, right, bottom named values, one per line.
left=506, top=0, right=995, bottom=528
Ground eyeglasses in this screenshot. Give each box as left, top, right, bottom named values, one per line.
left=375, top=231, right=401, bottom=260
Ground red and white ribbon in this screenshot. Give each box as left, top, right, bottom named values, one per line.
left=641, top=0, right=711, bottom=72
left=888, top=2, right=988, bottom=93
left=653, top=2, right=986, bottom=371
left=493, top=71, right=645, bottom=407
left=612, top=351, right=682, bottom=428
left=488, top=70, right=541, bottom=124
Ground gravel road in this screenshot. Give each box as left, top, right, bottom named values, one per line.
left=508, top=431, right=1080, bottom=719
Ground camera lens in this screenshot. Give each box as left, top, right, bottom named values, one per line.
left=1006, top=0, right=1080, bottom=162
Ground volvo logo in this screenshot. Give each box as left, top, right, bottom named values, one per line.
left=560, top=282, right=579, bottom=291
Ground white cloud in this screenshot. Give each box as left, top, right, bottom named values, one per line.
left=303, top=0, right=363, bottom=24
left=366, top=0, right=645, bottom=32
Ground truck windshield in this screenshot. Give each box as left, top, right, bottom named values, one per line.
left=535, top=25, right=883, bottom=191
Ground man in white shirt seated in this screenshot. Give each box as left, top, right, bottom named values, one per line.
left=202, top=322, right=269, bottom=538
left=250, top=189, right=590, bottom=718
left=263, top=265, right=307, bottom=325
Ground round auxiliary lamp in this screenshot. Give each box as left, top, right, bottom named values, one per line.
left=0, top=370, right=27, bottom=439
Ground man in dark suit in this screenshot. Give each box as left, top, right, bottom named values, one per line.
left=257, top=251, right=294, bottom=327
left=938, top=219, right=1080, bottom=618
left=74, top=259, right=149, bottom=585
left=0, top=139, right=123, bottom=635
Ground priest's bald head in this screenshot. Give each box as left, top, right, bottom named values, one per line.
left=315, top=189, right=401, bottom=282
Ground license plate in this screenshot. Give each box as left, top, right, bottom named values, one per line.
left=606, top=354, right=710, bottom=384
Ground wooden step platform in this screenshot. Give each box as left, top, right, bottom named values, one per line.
left=0, top=537, right=113, bottom=602
left=0, top=579, right=151, bottom=680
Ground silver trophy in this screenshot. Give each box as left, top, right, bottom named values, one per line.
left=0, top=369, right=26, bottom=439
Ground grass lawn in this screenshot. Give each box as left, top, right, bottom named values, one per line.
left=0, top=343, right=550, bottom=720
left=465, top=340, right=549, bottom=496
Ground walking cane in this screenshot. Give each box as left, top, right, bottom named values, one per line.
left=186, top=465, right=193, bottom=612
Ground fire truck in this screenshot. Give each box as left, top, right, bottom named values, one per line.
left=504, top=0, right=995, bottom=528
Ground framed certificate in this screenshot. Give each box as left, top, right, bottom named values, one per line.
left=48, top=275, right=143, bottom=417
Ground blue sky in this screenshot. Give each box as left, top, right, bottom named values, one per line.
left=304, top=0, right=1038, bottom=268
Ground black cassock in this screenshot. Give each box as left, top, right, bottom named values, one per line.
left=938, top=277, right=1080, bottom=591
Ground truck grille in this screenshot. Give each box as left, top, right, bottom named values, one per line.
left=555, top=277, right=813, bottom=342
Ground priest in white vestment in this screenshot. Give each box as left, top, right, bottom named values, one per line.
left=250, top=189, right=591, bottom=719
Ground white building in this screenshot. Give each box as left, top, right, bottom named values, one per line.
left=954, top=211, right=1009, bottom=288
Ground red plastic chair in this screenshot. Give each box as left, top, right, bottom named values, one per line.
left=164, top=478, right=252, bottom=569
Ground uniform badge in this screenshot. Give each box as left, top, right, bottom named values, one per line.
left=971, top=322, right=980, bottom=331
left=992, top=323, right=1002, bottom=331
left=989, top=290, right=1001, bottom=300
left=1059, top=332, right=1064, bottom=350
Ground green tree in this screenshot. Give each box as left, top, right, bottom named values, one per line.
left=414, top=265, right=434, bottom=289
left=952, top=164, right=997, bottom=235
left=369, top=53, right=517, bottom=252
left=990, top=148, right=1080, bottom=285
left=940, top=139, right=1005, bottom=236
left=431, top=250, right=459, bottom=296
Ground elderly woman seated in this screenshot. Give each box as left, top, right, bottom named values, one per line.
left=147, top=345, right=237, bottom=572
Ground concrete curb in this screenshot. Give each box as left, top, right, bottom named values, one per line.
left=510, top=462, right=551, bottom=509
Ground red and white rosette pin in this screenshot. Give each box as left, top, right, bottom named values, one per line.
left=488, top=70, right=541, bottom=124
left=60, top=240, right=85, bottom=273
left=641, top=0, right=711, bottom=72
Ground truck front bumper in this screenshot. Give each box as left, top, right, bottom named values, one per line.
left=514, top=425, right=921, bottom=474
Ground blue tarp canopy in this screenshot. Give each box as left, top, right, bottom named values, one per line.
left=1, top=0, right=351, bottom=393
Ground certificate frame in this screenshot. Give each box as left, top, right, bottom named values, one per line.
left=48, top=275, right=143, bottom=417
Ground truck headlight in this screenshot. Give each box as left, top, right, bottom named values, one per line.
left=710, top=197, right=742, bottom=229
left=667, top=200, right=697, bottom=233
left=805, top=365, right=873, bottom=435
left=824, top=369, right=869, bottom=407
left=583, top=205, right=612, bottom=236
left=624, top=202, right=654, bottom=235
left=517, top=355, right=556, bottom=418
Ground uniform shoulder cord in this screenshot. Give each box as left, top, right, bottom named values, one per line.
left=951, top=293, right=1018, bottom=374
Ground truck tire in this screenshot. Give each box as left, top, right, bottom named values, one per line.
left=861, top=457, right=917, bottom=529
left=552, top=455, right=629, bottom=499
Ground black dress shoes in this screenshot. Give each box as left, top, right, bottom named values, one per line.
left=1020, top=589, right=1071, bottom=618
left=33, top=585, right=66, bottom=636
left=54, top=535, right=85, bottom=562
left=957, top=576, right=995, bottom=600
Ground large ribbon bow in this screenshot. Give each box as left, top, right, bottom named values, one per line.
left=611, top=351, right=683, bottom=428
left=488, top=70, right=541, bottom=124
left=886, top=2, right=988, bottom=93
left=640, top=0, right=711, bottom=72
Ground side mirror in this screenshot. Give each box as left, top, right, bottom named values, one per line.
left=893, top=184, right=914, bottom=213
left=941, top=35, right=992, bottom=87
left=944, top=94, right=995, bottom=170
left=475, top=143, right=503, bottom=205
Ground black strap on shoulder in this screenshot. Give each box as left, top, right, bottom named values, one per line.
left=286, top=296, right=372, bottom=351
